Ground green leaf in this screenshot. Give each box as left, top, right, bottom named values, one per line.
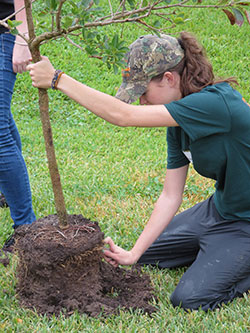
left=127, top=0, right=135, bottom=9
left=102, top=56, right=108, bottom=63
left=7, top=19, right=22, bottom=28
left=10, top=27, right=19, bottom=35
left=153, top=20, right=161, bottom=28
left=45, top=0, right=58, bottom=10
left=177, top=11, right=186, bottom=18
left=87, top=31, right=98, bottom=39
left=112, top=34, right=119, bottom=48
left=118, top=46, right=129, bottom=53
left=51, top=0, right=58, bottom=10
left=173, top=17, right=185, bottom=24
left=63, top=17, right=74, bottom=28
left=80, top=0, right=93, bottom=9
left=116, top=59, right=127, bottom=67
left=38, top=10, right=50, bottom=16
left=103, top=35, right=109, bottom=48
left=113, top=63, right=118, bottom=75
left=85, top=46, right=99, bottom=56
left=69, top=1, right=79, bottom=15
left=81, top=28, right=86, bottom=38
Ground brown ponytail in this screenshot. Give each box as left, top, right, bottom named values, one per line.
left=152, top=31, right=238, bottom=97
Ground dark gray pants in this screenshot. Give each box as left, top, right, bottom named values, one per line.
left=138, top=196, right=250, bottom=311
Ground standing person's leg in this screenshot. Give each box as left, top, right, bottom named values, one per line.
left=138, top=196, right=217, bottom=268
left=0, top=113, right=21, bottom=209
left=0, top=33, right=35, bottom=232
left=9, top=111, right=22, bottom=152
left=170, top=219, right=250, bottom=311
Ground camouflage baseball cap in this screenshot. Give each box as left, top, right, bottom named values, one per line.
left=115, top=34, right=184, bottom=104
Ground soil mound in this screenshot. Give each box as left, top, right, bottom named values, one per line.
left=14, top=214, right=156, bottom=317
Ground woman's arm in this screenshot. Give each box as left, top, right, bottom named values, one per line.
left=13, top=0, right=31, bottom=73
left=104, top=164, right=189, bottom=266
left=27, top=57, right=179, bottom=128
left=57, top=74, right=178, bottom=127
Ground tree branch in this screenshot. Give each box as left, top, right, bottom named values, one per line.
left=64, top=35, right=84, bottom=51
left=2, top=0, right=247, bottom=50
left=56, top=0, right=67, bottom=31
left=108, top=0, right=114, bottom=18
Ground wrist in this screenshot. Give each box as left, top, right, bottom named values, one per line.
left=130, top=248, right=141, bottom=263
left=15, top=33, right=29, bottom=45
left=51, top=70, right=65, bottom=90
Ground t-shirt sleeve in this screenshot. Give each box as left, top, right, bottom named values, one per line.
left=166, top=86, right=231, bottom=141
left=167, top=127, right=190, bottom=169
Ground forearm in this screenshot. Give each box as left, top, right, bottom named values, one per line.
left=14, top=0, right=28, bottom=34
left=103, top=166, right=188, bottom=266
left=57, top=74, right=130, bottom=126
left=57, top=74, right=175, bottom=127
left=13, top=1, right=31, bottom=73
left=130, top=192, right=182, bottom=262
left=28, top=55, right=177, bottom=127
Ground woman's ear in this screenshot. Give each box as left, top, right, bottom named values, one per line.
left=163, top=71, right=179, bottom=87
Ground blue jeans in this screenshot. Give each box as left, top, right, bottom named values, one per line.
left=0, top=33, right=36, bottom=228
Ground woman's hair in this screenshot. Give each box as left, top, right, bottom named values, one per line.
left=152, top=31, right=238, bottom=97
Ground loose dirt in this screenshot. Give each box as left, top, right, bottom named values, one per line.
left=14, top=214, right=156, bottom=317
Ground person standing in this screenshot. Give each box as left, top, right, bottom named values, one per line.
left=0, top=0, right=36, bottom=252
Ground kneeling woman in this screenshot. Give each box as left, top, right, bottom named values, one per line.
left=28, top=31, right=250, bottom=311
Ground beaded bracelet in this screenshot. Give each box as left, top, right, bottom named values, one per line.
left=51, top=70, right=64, bottom=90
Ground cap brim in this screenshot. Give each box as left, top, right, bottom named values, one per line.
left=115, top=80, right=148, bottom=104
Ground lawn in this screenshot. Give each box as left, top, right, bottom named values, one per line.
left=0, top=1, right=250, bottom=332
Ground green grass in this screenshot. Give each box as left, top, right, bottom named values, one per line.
left=1, top=1, right=250, bottom=332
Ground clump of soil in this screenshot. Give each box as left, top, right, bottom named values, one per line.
left=14, top=214, right=156, bottom=317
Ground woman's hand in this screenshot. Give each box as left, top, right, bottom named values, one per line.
left=12, top=41, right=31, bottom=73
left=103, top=237, right=138, bottom=267
left=27, top=56, right=56, bottom=89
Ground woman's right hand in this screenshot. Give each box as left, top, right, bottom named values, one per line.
left=27, top=56, right=56, bottom=89
left=103, top=237, right=138, bottom=267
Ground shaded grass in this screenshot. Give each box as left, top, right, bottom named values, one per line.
left=0, top=1, right=250, bottom=332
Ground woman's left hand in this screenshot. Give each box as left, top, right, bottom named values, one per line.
left=103, top=237, right=137, bottom=267
left=27, top=56, right=56, bottom=89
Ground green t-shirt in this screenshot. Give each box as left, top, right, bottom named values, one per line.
left=166, top=82, right=250, bottom=221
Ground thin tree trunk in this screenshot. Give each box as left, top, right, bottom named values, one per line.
left=24, top=0, right=68, bottom=228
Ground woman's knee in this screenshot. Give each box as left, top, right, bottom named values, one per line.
left=170, top=285, right=191, bottom=310
left=170, top=281, right=224, bottom=311
left=170, top=281, right=202, bottom=311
